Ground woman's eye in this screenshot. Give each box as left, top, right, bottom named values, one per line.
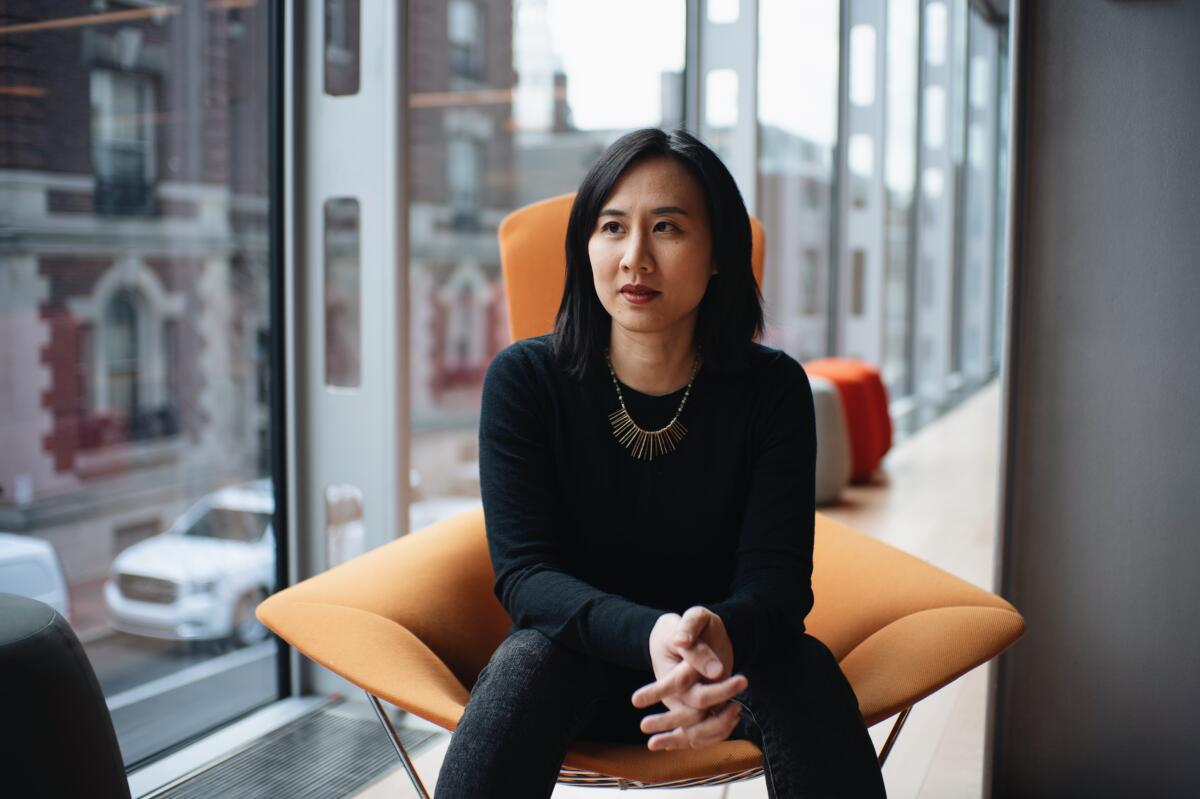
left=601, top=220, right=622, bottom=234
left=654, top=220, right=678, bottom=233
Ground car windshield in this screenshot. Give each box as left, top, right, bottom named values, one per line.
left=182, top=507, right=270, bottom=543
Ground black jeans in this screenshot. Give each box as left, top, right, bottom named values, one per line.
left=435, top=628, right=886, bottom=798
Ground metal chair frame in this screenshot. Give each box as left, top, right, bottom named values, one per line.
left=367, top=690, right=912, bottom=797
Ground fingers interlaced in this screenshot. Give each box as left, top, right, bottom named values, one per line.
left=682, top=673, right=747, bottom=710
left=632, top=659, right=700, bottom=708
left=635, top=607, right=745, bottom=751
left=676, top=638, right=724, bottom=679
left=639, top=702, right=708, bottom=734
left=674, top=606, right=712, bottom=645
left=633, top=661, right=748, bottom=713
left=647, top=700, right=741, bottom=751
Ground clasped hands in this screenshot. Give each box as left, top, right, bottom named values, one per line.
left=631, top=606, right=748, bottom=752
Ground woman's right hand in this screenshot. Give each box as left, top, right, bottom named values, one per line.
left=632, top=612, right=748, bottom=751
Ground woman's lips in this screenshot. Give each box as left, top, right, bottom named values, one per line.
left=621, top=289, right=660, bottom=305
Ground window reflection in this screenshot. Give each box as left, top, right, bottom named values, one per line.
left=849, top=133, right=875, bottom=209
left=325, top=0, right=361, bottom=96
left=851, top=250, right=867, bottom=317
left=924, top=85, right=946, bottom=148
left=708, top=0, right=741, bottom=25
left=325, top=198, right=362, bottom=389
left=325, top=484, right=365, bottom=567
left=849, top=25, right=877, bottom=107
left=925, top=1, right=948, bottom=66
left=705, top=69, right=739, bottom=129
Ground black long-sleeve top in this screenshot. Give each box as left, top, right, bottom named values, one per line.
left=478, top=333, right=817, bottom=675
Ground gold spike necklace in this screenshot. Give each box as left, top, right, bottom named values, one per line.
left=603, top=346, right=702, bottom=461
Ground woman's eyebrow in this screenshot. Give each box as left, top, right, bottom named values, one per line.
left=598, top=206, right=690, bottom=217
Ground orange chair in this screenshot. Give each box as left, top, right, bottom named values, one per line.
left=257, top=195, right=1024, bottom=795
left=805, top=358, right=894, bottom=482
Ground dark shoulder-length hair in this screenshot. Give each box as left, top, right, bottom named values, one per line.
left=550, top=127, right=764, bottom=381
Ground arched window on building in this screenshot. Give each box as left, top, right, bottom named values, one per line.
left=80, top=271, right=183, bottom=445
left=104, top=288, right=142, bottom=429
left=90, top=278, right=180, bottom=441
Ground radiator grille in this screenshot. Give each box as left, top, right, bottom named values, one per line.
left=118, top=573, right=178, bottom=604
left=152, top=705, right=438, bottom=799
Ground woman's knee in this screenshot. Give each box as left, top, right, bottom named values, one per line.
left=476, top=628, right=605, bottom=698
left=740, top=634, right=859, bottom=706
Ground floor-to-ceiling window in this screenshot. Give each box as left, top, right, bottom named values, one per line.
left=0, top=0, right=282, bottom=766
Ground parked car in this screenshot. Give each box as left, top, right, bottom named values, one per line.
left=0, top=533, right=71, bottom=622
left=105, top=479, right=274, bottom=647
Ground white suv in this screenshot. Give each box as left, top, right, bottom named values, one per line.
left=105, top=479, right=275, bottom=647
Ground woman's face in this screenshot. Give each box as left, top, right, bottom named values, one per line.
left=587, top=156, right=716, bottom=345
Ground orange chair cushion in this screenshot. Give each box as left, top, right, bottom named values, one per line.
left=257, top=509, right=1023, bottom=785
left=805, top=358, right=893, bottom=482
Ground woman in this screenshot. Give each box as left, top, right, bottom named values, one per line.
left=435, top=129, right=886, bottom=798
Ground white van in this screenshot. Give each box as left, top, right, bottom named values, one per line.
left=0, top=533, right=71, bottom=622
left=105, top=479, right=275, bottom=647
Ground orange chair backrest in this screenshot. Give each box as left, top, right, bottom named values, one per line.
left=498, top=193, right=767, bottom=342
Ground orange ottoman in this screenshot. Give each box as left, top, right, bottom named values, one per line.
left=804, top=359, right=893, bottom=482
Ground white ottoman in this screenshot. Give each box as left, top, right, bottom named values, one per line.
left=810, top=375, right=852, bottom=505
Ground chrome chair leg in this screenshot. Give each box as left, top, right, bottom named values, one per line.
left=876, top=706, right=912, bottom=767
left=367, top=691, right=431, bottom=798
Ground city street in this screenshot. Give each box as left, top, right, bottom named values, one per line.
left=87, top=631, right=236, bottom=697
left=96, top=634, right=279, bottom=764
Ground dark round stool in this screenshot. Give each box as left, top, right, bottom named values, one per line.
left=0, top=592, right=131, bottom=799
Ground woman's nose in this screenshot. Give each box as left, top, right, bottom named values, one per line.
left=620, top=229, right=654, bottom=271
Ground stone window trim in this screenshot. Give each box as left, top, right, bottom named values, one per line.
left=67, top=256, right=184, bottom=414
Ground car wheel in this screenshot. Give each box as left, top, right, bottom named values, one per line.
left=231, top=589, right=270, bottom=647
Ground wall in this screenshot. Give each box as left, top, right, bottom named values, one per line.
left=992, top=1, right=1200, bottom=796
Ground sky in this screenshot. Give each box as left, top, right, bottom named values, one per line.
left=525, top=0, right=686, bottom=131
left=513, top=0, right=927, bottom=189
